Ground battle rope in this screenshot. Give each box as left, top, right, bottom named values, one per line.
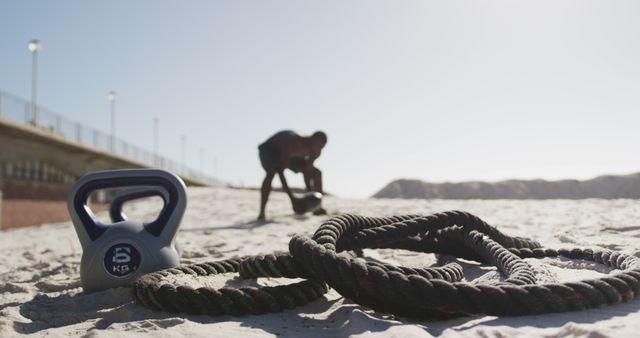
left=290, top=211, right=640, bottom=317
left=134, top=255, right=328, bottom=316
left=133, top=214, right=464, bottom=316
left=133, top=211, right=640, bottom=318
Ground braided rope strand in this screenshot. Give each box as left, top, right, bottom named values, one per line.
left=134, top=255, right=329, bottom=316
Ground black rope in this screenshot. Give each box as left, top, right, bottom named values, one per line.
left=134, top=255, right=328, bottom=316
left=133, top=210, right=640, bottom=318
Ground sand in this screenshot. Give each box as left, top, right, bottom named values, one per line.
left=2, top=187, right=640, bottom=337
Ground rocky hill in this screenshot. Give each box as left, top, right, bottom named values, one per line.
left=372, top=173, right=640, bottom=199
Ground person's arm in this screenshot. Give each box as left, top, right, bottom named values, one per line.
left=303, top=171, right=312, bottom=191
left=309, top=167, right=323, bottom=193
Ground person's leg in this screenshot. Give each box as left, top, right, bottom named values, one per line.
left=258, top=171, right=275, bottom=220
left=279, top=170, right=310, bottom=214
left=303, top=171, right=312, bottom=192
left=277, top=170, right=295, bottom=201
left=309, top=167, right=326, bottom=215
left=258, top=144, right=279, bottom=220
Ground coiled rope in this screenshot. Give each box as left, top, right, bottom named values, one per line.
left=134, top=211, right=640, bottom=318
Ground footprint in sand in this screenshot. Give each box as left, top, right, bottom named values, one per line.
left=0, top=283, right=30, bottom=293
left=181, top=250, right=209, bottom=259
left=557, top=233, right=578, bottom=244
left=18, top=287, right=133, bottom=331
left=35, top=279, right=81, bottom=293
left=102, top=318, right=186, bottom=332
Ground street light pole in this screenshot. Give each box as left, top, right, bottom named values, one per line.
left=28, top=39, right=41, bottom=125
left=108, top=91, right=117, bottom=151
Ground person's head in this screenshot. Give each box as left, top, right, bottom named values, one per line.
left=310, top=131, right=327, bottom=150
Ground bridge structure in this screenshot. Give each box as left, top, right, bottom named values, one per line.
left=0, top=90, right=218, bottom=229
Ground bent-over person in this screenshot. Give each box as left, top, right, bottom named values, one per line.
left=258, top=130, right=327, bottom=220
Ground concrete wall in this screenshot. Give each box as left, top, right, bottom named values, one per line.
left=0, top=185, right=3, bottom=229
left=1, top=199, right=69, bottom=229
left=2, top=179, right=70, bottom=200
left=0, top=179, right=71, bottom=229
left=0, top=179, right=112, bottom=229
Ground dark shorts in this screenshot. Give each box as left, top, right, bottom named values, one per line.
left=259, top=144, right=279, bottom=171
left=289, top=156, right=309, bottom=173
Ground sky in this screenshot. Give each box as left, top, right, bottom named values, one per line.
left=1, top=0, right=639, bottom=198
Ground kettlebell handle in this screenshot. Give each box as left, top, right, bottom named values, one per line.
left=68, top=169, right=187, bottom=246
left=110, top=186, right=170, bottom=223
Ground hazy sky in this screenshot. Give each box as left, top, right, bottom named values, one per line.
left=1, top=1, right=639, bottom=197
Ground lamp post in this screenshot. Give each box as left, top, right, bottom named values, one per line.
left=108, top=91, right=117, bottom=151
left=28, top=39, right=41, bottom=125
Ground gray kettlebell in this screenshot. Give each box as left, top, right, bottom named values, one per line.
left=292, top=192, right=323, bottom=214
left=109, top=186, right=182, bottom=256
left=68, top=169, right=187, bottom=293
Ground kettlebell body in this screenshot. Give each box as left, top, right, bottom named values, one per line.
left=68, top=169, right=187, bottom=293
left=292, top=192, right=323, bottom=214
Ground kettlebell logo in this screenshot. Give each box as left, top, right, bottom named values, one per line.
left=104, top=243, right=141, bottom=278
left=113, top=247, right=131, bottom=263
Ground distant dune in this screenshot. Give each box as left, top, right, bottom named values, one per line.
left=372, top=173, right=640, bottom=199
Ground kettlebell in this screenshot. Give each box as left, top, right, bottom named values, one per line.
left=292, top=192, right=323, bottom=214
left=68, top=169, right=187, bottom=293
left=109, top=186, right=182, bottom=256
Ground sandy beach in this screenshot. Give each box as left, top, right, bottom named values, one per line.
left=2, top=187, right=640, bottom=337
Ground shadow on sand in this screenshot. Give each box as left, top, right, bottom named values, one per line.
left=15, top=279, right=640, bottom=336
left=15, top=285, right=400, bottom=337
left=180, top=219, right=274, bottom=233
left=421, top=298, right=640, bottom=336
left=180, top=211, right=334, bottom=233
left=15, top=287, right=136, bottom=334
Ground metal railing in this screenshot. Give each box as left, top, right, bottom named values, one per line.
left=0, top=90, right=218, bottom=185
